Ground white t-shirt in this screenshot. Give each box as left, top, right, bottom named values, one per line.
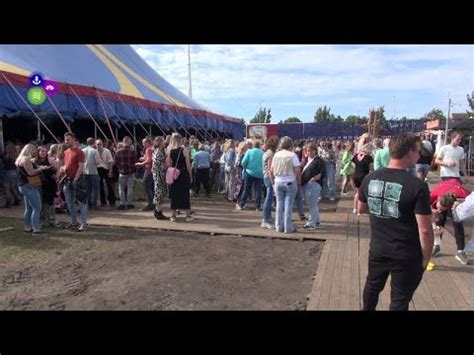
left=97, top=148, right=114, bottom=170
left=438, top=144, right=465, bottom=178
left=274, top=154, right=300, bottom=184
left=82, top=146, right=100, bottom=175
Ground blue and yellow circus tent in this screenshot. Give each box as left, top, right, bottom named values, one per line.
left=0, top=45, right=245, bottom=143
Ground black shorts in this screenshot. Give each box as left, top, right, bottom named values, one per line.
left=353, top=175, right=365, bottom=188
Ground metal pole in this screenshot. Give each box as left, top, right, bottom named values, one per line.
left=133, top=124, right=137, bottom=151
left=149, top=125, right=152, bottom=136
left=469, top=136, right=473, bottom=177
left=37, top=120, right=41, bottom=141
left=393, top=96, right=396, bottom=119
left=94, top=123, right=97, bottom=139
left=445, top=94, right=451, bottom=145
left=115, top=127, right=119, bottom=143
left=187, top=45, right=193, bottom=98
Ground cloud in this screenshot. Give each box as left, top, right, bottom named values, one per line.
left=132, top=45, right=474, bottom=118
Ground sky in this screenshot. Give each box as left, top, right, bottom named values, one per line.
left=133, top=45, right=474, bottom=123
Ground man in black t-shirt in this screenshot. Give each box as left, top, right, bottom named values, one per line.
left=358, top=133, right=433, bottom=311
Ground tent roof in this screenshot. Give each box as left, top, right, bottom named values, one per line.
left=0, top=45, right=216, bottom=112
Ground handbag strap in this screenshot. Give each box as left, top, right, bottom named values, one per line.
left=173, top=148, right=182, bottom=169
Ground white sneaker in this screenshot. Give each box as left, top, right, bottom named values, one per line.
left=170, top=216, right=177, bottom=222
left=77, top=224, right=87, bottom=232
left=353, top=208, right=357, bottom=214
left=261, top=221, right=273, bottom=229
left=184, top=215, right=194, bottom=222
left=330, top=197, right=336, bottom=202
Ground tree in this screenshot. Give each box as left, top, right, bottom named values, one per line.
left=331, top=114, right=343, bottom=123
left=314, top=105, right=331, bottom=123
left=468, top=92, right=474, bottom=110
left=377, top=106, right=386, bottom=122
left=425, top=108, right=446, bottom=120
left=284, top=116, right=302, bottom=123
left=250, top=107, right=272, bottom=123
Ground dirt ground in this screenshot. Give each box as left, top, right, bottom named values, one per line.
left=0, top=218, right=323, bottom=310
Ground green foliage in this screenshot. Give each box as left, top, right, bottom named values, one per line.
left=425, top=108, right=446, bottom=120
left=314, top=106, right=331, bottom=123
left=250, top=107, right=272, bottom=123
left=284, top=116, right=302, bottom=123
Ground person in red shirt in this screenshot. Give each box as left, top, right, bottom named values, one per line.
left=429, top=178, right=470, bottom=265
left=61, top=132, right=88, bottom=232
left=135, top=137, right=155, bottom=211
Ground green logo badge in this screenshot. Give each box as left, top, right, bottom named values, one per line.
left=27, top=87, right=47, bottom=105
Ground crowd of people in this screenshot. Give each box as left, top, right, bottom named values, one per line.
left=0, top=128, right=473, bottom=310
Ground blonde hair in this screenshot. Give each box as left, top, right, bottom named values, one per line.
left=154, top=136, right=165, bottom=149
left=222, top=139, right=234, bottom=153
left=15, top=143, right=37, bottom=166
left=360, top=143, right=372, bottom=154
left=169, top=133, right=183, bottom=150
left=357, top=133, right=370, bottom=152
left=236, top=141, right=247, bottom=154
left=57, top=143, right=68, bottom=160
left=49, top=144, right=59, bottom=157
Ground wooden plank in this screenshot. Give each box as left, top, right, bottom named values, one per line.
left=412, top=277, right=437, bottom=310
left=432, top=258, right=471, bottom=310
left=447, top=268, right=472, bottom=308
left=307, top=240, right=332, bottom=310
left=328, top=237, right=346, bottom=309
left=317, top=240, right=339, bottom=309
left=422, top=264, right=451, bottom=310
left=359, top=238, right=369, bottom=310
left=350, top=236, right=362, bottom=310
left=338, top=235, right=353, bottom=309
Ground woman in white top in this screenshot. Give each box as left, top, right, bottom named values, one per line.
left=270, top=136, right=302, bottom=234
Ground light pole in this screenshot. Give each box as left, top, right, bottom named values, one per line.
left=187, top=45, right=193, bottom=99
left=444, top=93, right=452, bottom=146
left=393, top=96, right=396, bottom=120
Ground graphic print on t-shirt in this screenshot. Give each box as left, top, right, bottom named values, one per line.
left=367, top=180, right=403, bottom=218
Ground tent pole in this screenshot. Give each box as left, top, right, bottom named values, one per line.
left=94, top=123, right=97, bottom=140
left=133, top=125, right=137, bottom=150
left=149, top=125, right=152, bottom=136
left=115, top=127, right=119, bottom=143
left=99, top=96, right=142, bottom=149
left=37, top=120, right=41, bottom=141
left=1, top=73, right=59, bottom=144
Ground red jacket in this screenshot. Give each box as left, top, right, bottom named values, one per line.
left=430, top=178, right=470, bottom=208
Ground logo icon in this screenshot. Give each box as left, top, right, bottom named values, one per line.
left=43, top=80, right=59, bottom=96
left=27, top=87, right=47, bottom=105
left=29, top=72, right=45, bottom=87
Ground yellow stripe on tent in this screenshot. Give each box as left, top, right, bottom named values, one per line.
left=86, top=45, right=144, bottom=99
left=94, top=45, right=189, bottom=108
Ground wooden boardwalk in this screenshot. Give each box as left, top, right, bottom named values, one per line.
left=307, top=197, right=474, bottom=310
